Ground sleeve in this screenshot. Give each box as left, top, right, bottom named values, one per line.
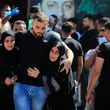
left=77, top=42, right=84, bottom=56
left=85, top=49, right=95, bottom=61
left=97, top=43, right=107, bottom=59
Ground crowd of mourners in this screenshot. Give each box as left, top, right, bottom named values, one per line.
left=0, top=4, right=110, bottom=110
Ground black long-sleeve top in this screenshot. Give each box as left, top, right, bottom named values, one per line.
left=15, top=30, right=61, bottom=86
left=0, top=46, right=19, bottom=85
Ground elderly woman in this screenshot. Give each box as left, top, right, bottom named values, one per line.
left=0, top=31, right=19, bottom=110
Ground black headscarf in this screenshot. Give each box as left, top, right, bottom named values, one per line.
left=0, top=31, right=15, bottom=45
left=0, top=31, right=16, bottom=56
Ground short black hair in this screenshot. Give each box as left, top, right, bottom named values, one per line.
left=30, top=5, right=40, bottom=13
left=83, top=14, right=95, bottom=22
left=51, top=14, right=58, bottom=23
left=104, top=21, right=110, bottom=30
left=61, top=22, right=73, bottom=33
left=67, top=17, right=78, bottom=25
left=99, top=17, right=110, bottom=25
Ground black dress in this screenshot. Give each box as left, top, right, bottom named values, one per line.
left=0, top=46, right=19, bottom=110
left=46, top=57, right=75, bottom=110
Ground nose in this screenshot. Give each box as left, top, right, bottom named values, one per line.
left=57, top=7, right=64, bottom=19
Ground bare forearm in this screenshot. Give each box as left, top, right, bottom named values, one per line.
left=77, top=57, right=83, bottom=81
left=87, top=68, right=100, bottom=93
left=2, top=16, right=10, bottom=25
left=85, top=51, right=96, bottom=69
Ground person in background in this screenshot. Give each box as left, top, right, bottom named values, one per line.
left=86, top=21, right=110, bottom=110
left=0, top=31, right=19, bottom=110
left=13, top=20, right=27, bottom=32
left=79, top=14, right=99, bottom=54
left=47, top=14, right=58, bottom=31
left=0, top=4, right=19, bottom=33
left=61, top=21, right=83, bottom=109
left=28, top=5, right=41, bottom=30
left=0, top=4, right=12, bottom=33
left=67, top=17, right=81, bottom=41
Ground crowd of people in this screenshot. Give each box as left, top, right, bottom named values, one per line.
left=0, top=3, right=110, bottom=110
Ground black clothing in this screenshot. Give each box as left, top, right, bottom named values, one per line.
left=0, top=45, right=19, bottom=110
left=95, top=42, right=110, bottom=110
left=71, top=32, right=79, bottom=41
left=0, top=31, right=15, bottom=44
left=63, top=37, right=83, bottom=72
left=79, top=28, right=98, bottom=54
left=15, top=30, right=61, bottom=86
left=46, top=56, right=75, bottom=110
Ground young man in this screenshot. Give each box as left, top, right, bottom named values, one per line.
left=61, top=21, right=83, bottom=109
left=13, top=20, right=27, bottom=32
left=86, top=21, right=110, bottom=110
left=38, top=0, right=75, bottom=21
left=14, top=12, right=73, bottom=110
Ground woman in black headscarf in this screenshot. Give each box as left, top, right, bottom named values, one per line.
left=45, top=41, right=75, bottom=110
left=0, top=31, right=19, bottom=110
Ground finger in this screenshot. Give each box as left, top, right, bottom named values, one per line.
left=60, top=66, right=65, bottom=72
left=28, top=67, right=33, bottom=71
left=27, top=69, right=32, bottom=76
left=60, top=60, right=64, bottom=65
left=34, top=67, right=38, bottom=70
left=65, top=68, right=69, bottom=74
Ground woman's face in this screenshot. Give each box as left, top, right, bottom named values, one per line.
left=4, top=36, right=15, bottom=51
left=49, top=47, right=60, bottom=62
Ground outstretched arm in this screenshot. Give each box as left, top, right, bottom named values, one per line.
left=60, top=42, right=74, bottom=73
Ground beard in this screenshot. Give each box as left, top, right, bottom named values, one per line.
left=32, top=30, right=44, bottom=38
left=83, top=25, right=89, bottom=31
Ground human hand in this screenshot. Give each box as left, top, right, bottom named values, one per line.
left=60, top=59, right=72, bottom=74
left=86, top=91, right=95, bottom=104
left=5, top=77, right=13, bottom=86
left=27, top=67, right=40, bottom=78
left=11, top=75, right=18, bottom=84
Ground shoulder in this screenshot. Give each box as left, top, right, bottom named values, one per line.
left=44, top=31, right=61, bottom=41
left=15, top=30, right=28, bottom=37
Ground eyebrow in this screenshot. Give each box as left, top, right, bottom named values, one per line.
left=63, top=0, right=74, bottom=4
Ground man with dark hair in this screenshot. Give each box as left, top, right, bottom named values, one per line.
left=79, top=14, right=99, bottom=54
left=14, top=12, right=73, bottom=110
left=61, top=21, right=83, bottom=109
left=28, top=5, right=41, bottom=30
left=86, top=21, right=110, bottom=110
left=67, top=17, right=81, bottom=41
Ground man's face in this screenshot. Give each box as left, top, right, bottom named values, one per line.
left=40, top=0, right=75, bottom=20
left=83, top=17, right=91, bottom=30
left=1, top=6, right=11, bottom=18
left=13, top=24, right=26, bottom=32
left=32, top=19, right=48, bottom=37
